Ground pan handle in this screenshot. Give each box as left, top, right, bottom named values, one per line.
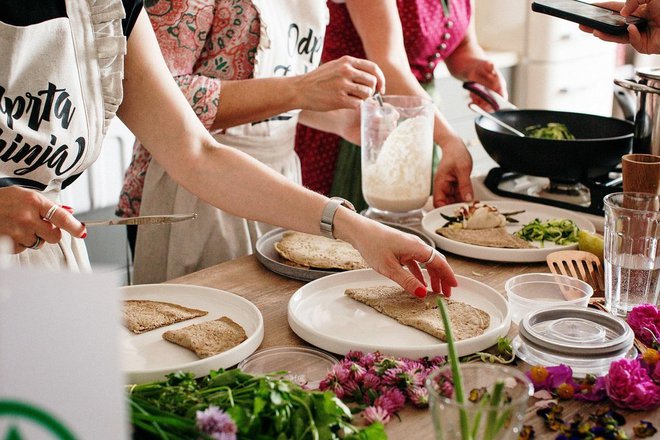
left=462, top=81, right=518, bottom=111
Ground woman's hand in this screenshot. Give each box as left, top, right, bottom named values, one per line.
left=335, top=210, right=458, bottom=298
left=294, top=55, right=386, bottom=111
left=579, top=1, right=660, bottom=55
left=433, top=135, right=474, bottom=207
left=0, top=187, right=85, bottom=254
left=464, top=59, right=508, bottom=112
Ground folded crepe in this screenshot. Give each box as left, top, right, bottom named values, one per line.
left=124, top=300, right=208, bottom=334
left=162, top=316, right=247, bottom=358
left=436, top=226, right=534, bottom=249
left=345, top=286, right=490, bottom=341
left=274, top=231, right=369, bottom=270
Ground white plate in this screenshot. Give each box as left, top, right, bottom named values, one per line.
left=287, top=269, right=510, bottom=358
left=421, top=200, right=595, bottom=263
left=121, top=284, right=264, bottom=384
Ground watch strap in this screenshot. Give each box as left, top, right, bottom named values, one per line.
left=320, top=197, right=356, bottom=239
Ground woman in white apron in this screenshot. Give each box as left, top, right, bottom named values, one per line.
left=133, top=0, right=357, bottom=283
left=0, top=0, right=127, bottom=270
left=0, top=1, right=457, bottom=299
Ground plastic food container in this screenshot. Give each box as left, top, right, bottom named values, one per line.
left=505, top=273, right=593, bottom=324
left=514, top=306, right=636, bottom=377
left=237, top=346, right=338, bottom=389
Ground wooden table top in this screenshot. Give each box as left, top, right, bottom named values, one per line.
left=170, top=254, right=658, bottom=439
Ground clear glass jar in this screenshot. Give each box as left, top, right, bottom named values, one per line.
left=361, top=95, right=434, bottom=224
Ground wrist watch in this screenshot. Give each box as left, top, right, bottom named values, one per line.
left=320, top=197, right=356, bottom=239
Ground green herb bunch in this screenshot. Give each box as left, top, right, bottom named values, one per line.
left=129, top=369, right=386, bottom=440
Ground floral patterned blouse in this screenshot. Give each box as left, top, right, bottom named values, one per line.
left=117, top=0, right=259, bottom=217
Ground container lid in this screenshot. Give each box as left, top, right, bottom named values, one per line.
left=515, top=306, right=637, bottom=377
left=519, top=306, right=634, bottom=357
left=237, top=346, right=338, bottom=389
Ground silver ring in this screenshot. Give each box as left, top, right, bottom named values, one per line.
left=423, top=248, right=437, bottom=265
left=44, top=205, right=58, bottom=221
left=29, top=236, right=42, bottom=250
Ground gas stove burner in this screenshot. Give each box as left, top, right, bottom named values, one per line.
left=483, top=168, right=622, bottom=216
left=537, top=180, right=591, bottom=206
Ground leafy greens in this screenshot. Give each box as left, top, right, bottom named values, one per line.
left=129, top=369, right=386, bottom=440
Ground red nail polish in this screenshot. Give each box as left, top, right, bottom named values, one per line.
left=61, top=205, right=74, bottom=213
left=81, top=232, right=87, bottom=239
left=414, top=287, right=427, bottom=298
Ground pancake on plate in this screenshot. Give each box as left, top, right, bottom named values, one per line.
left=124, top=300, right=208, bottom=334
left=345, top=286, right=490, bottom=341
left=436, top=227, right=534, bottom=249
left=274, top=231, right=369, bottom=270
left=162, top=316, right=247, bottom=358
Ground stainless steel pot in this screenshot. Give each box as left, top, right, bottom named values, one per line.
left=614, top=67, right=660, bottom=155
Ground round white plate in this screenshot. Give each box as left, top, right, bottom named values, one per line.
left=121, top=284, right=264, bottom=384
left=421, top=200, right=595, bottom=263
left=287, top=269, right=510, bottom=358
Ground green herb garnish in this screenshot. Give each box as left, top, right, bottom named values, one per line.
left=515, top=218, right=580, bottom=246
left=128, top=369, right=386, bottom=440
left=524, top=122, right=575, bottom=140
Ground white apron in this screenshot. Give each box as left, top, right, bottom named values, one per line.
left=133, top=0, right=329, bottom=283
left=0, top=0, right=125, bottom=271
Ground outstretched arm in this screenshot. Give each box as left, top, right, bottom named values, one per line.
left=115, top=11, right=456, bottom=297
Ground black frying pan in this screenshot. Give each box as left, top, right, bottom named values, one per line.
left=464, top=82, right=633, bottom=181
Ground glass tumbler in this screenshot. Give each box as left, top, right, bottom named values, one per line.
left=603, top=192, right=660, bottom=317
left=361, top=95, right=434, bottom=224
left=426, top=363, right=533, bottom=440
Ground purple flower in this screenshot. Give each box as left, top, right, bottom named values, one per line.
left=195, top=406, right=237, bottom=440
left=606, top=358, right=660, bottom=410
left=359, top=351, right=380, bottom=368
left=348, top=361, right=367, bottom=381
left=407, top=386, right=429, bottom=407
left=381, top=367, right=404, bottom=386
left=362, top=372, right=381, bottom=391
left=342, top=379, right=361, bottom=397
left=362, top=405, right=391, bottom=425
left=652, top=361, right=660, bottom=384
left=345, top=350, right=364, bottom=362
left=374, top=387, right=406, bottom=413
left=627, top=304, right=660, bottom=347
left=574, top=375, right=607, bottom=402
left=545, top=365, right=575, bottom=389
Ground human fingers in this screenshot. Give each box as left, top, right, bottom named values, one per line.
left=47, top=205, right=86, bottom=239
left=592, top=28, right=632, bottom=43
left=621, top=0, right=644, bottom=16
left=346, top=56, right=386, bottom=94
left=433, top=171, right=460, bottom=207
left=428, top=251, right=457, bottom=297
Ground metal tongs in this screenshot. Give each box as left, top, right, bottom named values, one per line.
left=85, top=213, right=197, bottom=227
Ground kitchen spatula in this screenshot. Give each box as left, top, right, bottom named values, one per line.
left=546, top=250, right=605, bottom=298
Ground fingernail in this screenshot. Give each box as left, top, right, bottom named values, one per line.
left=61, top=205, right=74, bottom=213
left=80, top=223, right=87, bottom=239
left=414, top=287, right=427, bottom=298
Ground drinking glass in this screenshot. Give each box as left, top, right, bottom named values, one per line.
left=426, top=364, right=533, bottom=440
left=603, top=192, right=660, bottom=317
left=361, top=95, right=434, bottom=224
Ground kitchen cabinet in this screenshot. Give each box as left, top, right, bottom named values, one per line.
left=475, top=0, right=618, bottom=116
